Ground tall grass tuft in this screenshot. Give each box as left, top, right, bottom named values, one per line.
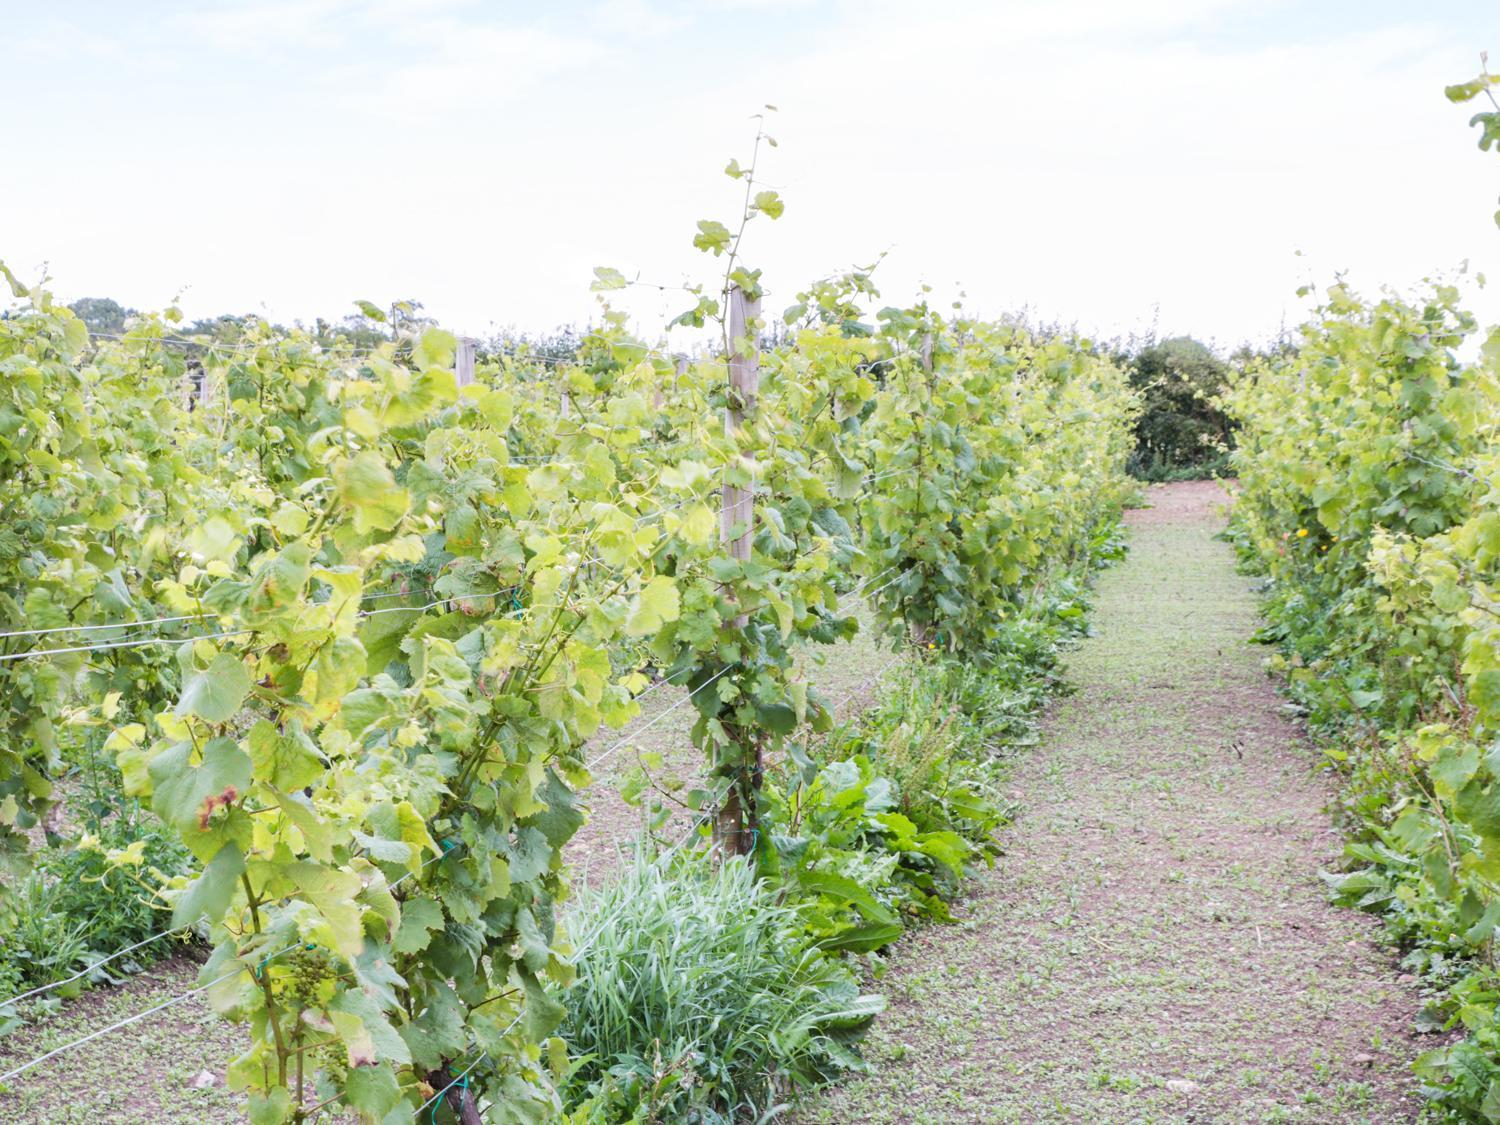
left=561, top=854, right=882, bottom=1122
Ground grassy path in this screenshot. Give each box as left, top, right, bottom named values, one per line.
left=801, top=481, right=1425, bottom=1124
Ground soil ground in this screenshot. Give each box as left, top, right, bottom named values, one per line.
left=798, top=480, right=1425, bottom=1124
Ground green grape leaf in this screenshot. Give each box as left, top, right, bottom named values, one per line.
left=186, top=517, right=242, bottom=565
left=149, top=737, right=252, bottom=840
left=678, top=503, right=717, bottom=545
left=343, top=1062, right=401, bottom=1118
left=354, top=830, right=413, bottom=866
left=287, top=863, right=367, bottom=956
left=398, top=980, right=466, bottom=1071
left=591, top=267, right=628, bottom=291
left=1447, top=75, right=1500, bottom=103
left=755, top=701, right=798, bottom=735
left=247, top=1089, right=294, bottom=1125
left=527, top=769, right=585, bottom=849
left=329, top=989, right=411, bottom=1067
left=752, top=189, right=785, bottom=219
left=305, top=636, right=368, bottom=715
left=692, top=220, right=732, bottom=256
left=336, top=452, right=409, bottom=534
left=248, top=720, right=325, bottom=791
left=172, top=842, right=246, bottom=927
left=412, top=327, right=457, bottom=372
left=522, top=971, right=567, bottom=1041
left=624, top=575, right=680, bottom=636
left=393, top=898, right=445, bottom=956
left=516, top=905, right=551, bottom=973
left=249, top=541, right=311, bottom=613
left=176, top=653, right=252, bottom=724
left=506, top=826, right=552, bottom=883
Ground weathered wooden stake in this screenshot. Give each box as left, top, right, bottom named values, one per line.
left=184, top=356, right=206, bottom=411
left=657, top=354, right=687, bottom=410
left=455, top=337, right=476, bottom=388
left=911, top=331, right=935, bottom=647
left=714, top=284, right=760, bottom=858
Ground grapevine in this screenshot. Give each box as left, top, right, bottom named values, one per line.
left=0, top=154, right=1137, bottom=1121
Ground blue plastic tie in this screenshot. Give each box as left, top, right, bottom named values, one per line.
left=431, top=1073, right=469, bottom=1123
left=252, top=942, right=313, bottom=980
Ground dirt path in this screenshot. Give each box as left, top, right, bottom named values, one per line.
left=800, top=481, right=1424, bottom=1124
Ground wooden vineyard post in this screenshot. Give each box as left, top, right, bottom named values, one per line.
left=455, top=337, right=476, bottom=388
left=657, top=354, right=687, bottom=410
left=908, top=331, right=936, bottom=649
left=714, top=284, right=760, bottom=858
left=184, top=356, right=206, bottom=412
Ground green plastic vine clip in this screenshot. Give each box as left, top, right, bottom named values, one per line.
left=431, top=1073, right=469, bottom=1124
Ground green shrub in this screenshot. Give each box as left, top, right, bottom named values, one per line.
left=561, top=854, right=882, bottom=1122
left=764, top=749, right=979, bottom=936
left=1123, top=336, right=1235, bottom=481
left=0, top=802, right=192, bottom=1014
left=759, top=597, right=1082, bottom=953
left=0, top=876, right=93, bottom=1004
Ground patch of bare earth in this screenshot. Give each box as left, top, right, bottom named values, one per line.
left=798, top=480, right=1425, bottom=1124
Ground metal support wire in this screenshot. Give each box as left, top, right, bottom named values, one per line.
left=0, top=942, right=302, bottom=1083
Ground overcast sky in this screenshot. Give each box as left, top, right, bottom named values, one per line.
left=3, top=0, right=1498, bottom=349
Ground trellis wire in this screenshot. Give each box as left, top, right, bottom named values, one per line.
left=0, top=629, right=253, bottom=664
left=0, top=916, right=207, bottom=1012
left=414, top=1014, right=522, bottom=1117
left=0, top=942, right=302, bottom=1083
left=582, top=665, right=735, bottom=774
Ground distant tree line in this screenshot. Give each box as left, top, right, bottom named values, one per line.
left=1119, top=336, right=1234, bottom=481
left=57, top=295, right=1280, bottom=482
left=58, top=295, right=585, bottom=369
left=1107, top=334, right=1292, bottom=483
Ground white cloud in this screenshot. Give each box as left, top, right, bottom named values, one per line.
left=11, top=17, right=126, bottom=60
left=590, top=0, right=691, bottom=39
left=344, top=24, right=608, bottom=121
left=677, top=3, right=1498, bottom=344
left=2, top=0, right=1495, bottom=349
left=172, top=0, right=358, bottom=50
